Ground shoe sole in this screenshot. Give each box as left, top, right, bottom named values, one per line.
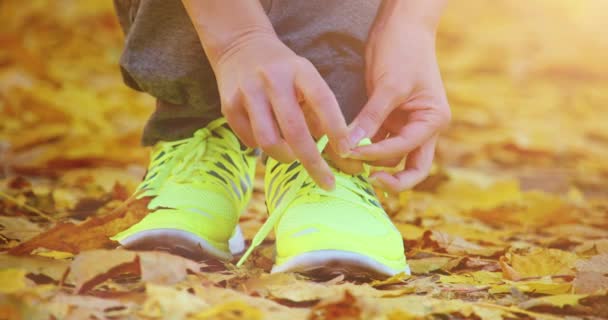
left=271, top=250, right=411, bottom=280
left=117, top=226, right=245, bottom=262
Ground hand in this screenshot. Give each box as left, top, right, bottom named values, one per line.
left=213, top=32, right=349, bottom=190
left=348, top=23, right=451, bottom=193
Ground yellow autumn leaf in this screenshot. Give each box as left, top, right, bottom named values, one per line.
left=501, top=248, right=578, bottom=279
left=32, top=248, right=75, bottom=260
left=0, top=268, right=28, bottom=293
left=191, top=301, right=263, bottom=320
left=519, top=294, right=587, bottom=309
left=440, top=271, right=504, bottom=286
left=140, top=284, right=208, bottom=319
left=408, top=257, right=453, bottom=274
left=490, top=278, right=572, bottom=295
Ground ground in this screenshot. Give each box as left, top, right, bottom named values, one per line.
left=1, top=1, right=607, bottom=319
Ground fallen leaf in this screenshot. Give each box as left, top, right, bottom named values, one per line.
left=68, top=249, right=137, bottom=293
left=0, top=254, right=69, bottom=282
left=490, top=278, right=572, bottom=295
left=0, top=268, right=28, bottom=293
left=138, top=250, right=203, bottom=284
left=519, top=294, right=587, bottom=309
left=407, top=257, right=453, bottom=274
left=309, top=290, right=361, bottom=320
left=0, top=216, right=43, bottom=248
left=440, top=271, right=503, bottom=286
left=573, top=254, right=608, bottom=293
left=139, top=283, right=208, bottom=319
left=426, top=230, right=504, bottom=257
left=192, top=301, right=263, bottom=320
left=500, top=248, right=577, bottom=280
left=9, top=197, right=149, bottom=255
left=31, top=248, right=74, bottom=260
left=370, top=272, right=410, bottom=287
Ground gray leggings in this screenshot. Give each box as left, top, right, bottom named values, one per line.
left=114, top=0, right=381, bottom=145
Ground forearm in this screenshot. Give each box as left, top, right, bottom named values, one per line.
left=181, top=0, right=276, bottom=66
left=373, top=0, right=447, bottom=34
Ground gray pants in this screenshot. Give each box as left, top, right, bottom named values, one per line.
left=114, top=0, right=381, bottom=146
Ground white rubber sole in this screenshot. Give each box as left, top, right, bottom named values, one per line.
left=118, top=225, right=245, bottom=262
left=271, top=250, right=411, bottom=279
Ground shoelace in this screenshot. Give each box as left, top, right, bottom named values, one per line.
left=139, top=118, right=229, bottom=197
left=236, top=136, right=372, bottom=267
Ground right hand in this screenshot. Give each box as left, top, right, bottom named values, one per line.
left=212, top=32, right=350, bottom=190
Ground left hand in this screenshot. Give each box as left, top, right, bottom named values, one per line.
left=347, top=23, right=451, bottom=193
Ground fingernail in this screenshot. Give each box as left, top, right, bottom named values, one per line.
left=323, top=175, right=335, bottom=191
left=349, top=127, right=366, bottom=146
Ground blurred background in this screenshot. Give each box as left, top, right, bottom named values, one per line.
left=1, top=0, right=607, bottom=198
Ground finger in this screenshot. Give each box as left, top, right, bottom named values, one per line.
left=326, top=146, right=364, bottom=175
left=371, top=135, right=437, bottom=193
left=371, top=126, right=389, bottom=143
left=243, top=87, right=295, bottom=163
left=347, top=82, right=410, bottom=148
left=369, top=157, right=403, bottom=168
left=262, top=72, right=335, bottom=190
left=295, top=61, right=350, bottom=156
left=349, top=117, right=436, bottom=161
left=222, top=103, right=257, bottom=148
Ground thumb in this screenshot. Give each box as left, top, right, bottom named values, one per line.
left=348, top=86, right=401, bottom=149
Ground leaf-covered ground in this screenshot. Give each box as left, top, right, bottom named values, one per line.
left=1, top=1, right=607, bottom=319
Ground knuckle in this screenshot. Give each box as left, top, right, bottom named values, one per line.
left=220, top=92, right=239, bottom=110
left=257, top=134, right=280, bottom=151
left=258, top=62, right=293, bottom=83
left=303, top=153, right=323, bottom=170
left=363, top=107, right=385, bottom=125
left=435, top=106, right=452, bottom=129
left=309, top=86, right=335, bottom=108
left=380, top=78, right=406, bottom=96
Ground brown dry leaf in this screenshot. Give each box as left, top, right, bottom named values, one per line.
left=573, top=254, right=608, bottom=294
left=138, top=250, right=203, bottom=284
left=500, top=248, right=578, bottom=280
left=426, top=230, right=505, bottom=257
left=67, top=249, right=203, bottom=293
left=9, top=197, right=149, bottom=255
left=0, top=216, right=44, bottom=248
left=309, top=291, right=361, bottom=320
left=68, top=249, right=137, bottom=293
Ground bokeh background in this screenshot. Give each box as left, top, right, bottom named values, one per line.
left=1, top=1, right=608, bottom=318
left=1, top=0, right=607, bottom=196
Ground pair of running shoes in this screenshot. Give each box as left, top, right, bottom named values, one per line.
left=112, top=118, right=410, bottom=278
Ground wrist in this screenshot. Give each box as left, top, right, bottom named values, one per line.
left=182, top=0, right=277, bottom=66
left=208, top=26, right=278, bottom=67
left=372, top=0, right=445, bottom=36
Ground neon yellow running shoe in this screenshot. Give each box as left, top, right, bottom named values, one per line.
left=238, top=137, right=409, bottom=278
left=112, top=118, right=257, bottom=261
